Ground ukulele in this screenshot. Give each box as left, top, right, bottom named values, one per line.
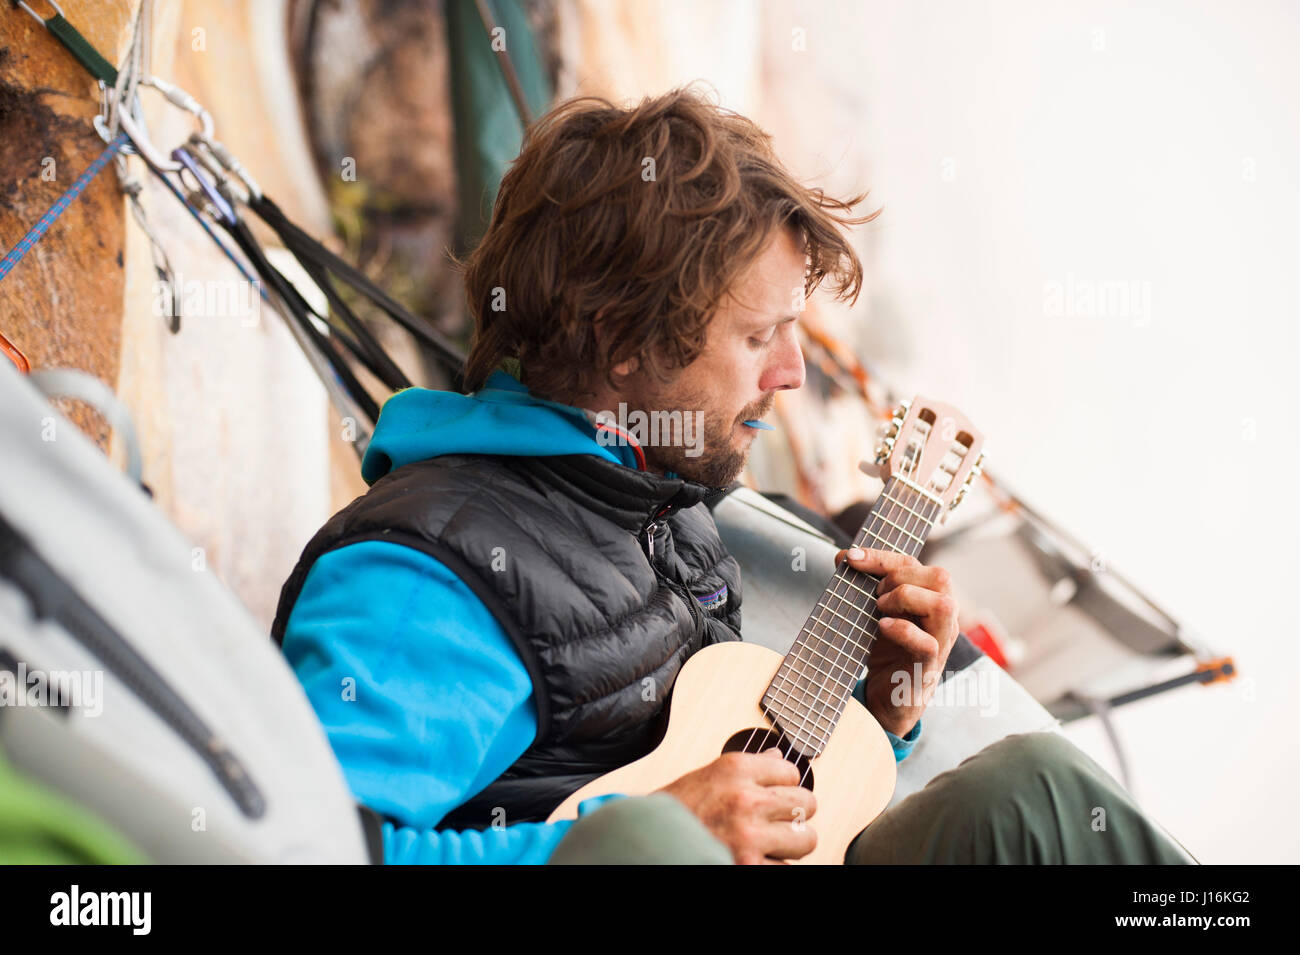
left=547, top=397, right=985, bottom=864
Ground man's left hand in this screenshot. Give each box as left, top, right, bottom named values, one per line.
left=833, top=547, right=960, bottom=739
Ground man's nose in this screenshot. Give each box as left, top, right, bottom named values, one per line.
left=759, top=328, right=805, bottom=392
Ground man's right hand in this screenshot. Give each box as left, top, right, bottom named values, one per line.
left=656, top=748, right=817, bottom=864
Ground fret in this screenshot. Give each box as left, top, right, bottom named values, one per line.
left=796, top=722, right=834, bottom=743
left=783, top=645, right=856, bottom=688
left=815, top=600, right=881, bottom=637
left=774, top=660, right=837, bottom=696
left=769, top=660, right=852, bottom=706
left=774, top=658, right=852, bottom=702
left=763, top=696, right=844, bottom=750
left=890, top=473, right=946, bottom=509
left=871, top=489, right=936, bottom=535
left=808, top=603, right=871, bottom=647
left=785, top=727, right=832, bottom=750
left=781, top=667, right=852, bottom=712
left=865, top=510, right=927, bottom=548
left=858, top=527, right=917, bottom=559
left=780, top=733, right=830, bottom=757
left=857, top=527, right=910, bottom=556
left=764, top=680, right=826, bottom=722
left=797, top=630, right=864, bottom=688
left=835, top=574, right=878, bottom=601
left=763, top=687, right=841, bottom=730
left=770, top=699, right=837, bottom=734
left=767, top=678, right=798, bottom=709
left=821, top=580, right=879, bottom=613
left=816, top=589, right=878, bottom=634
left=780, top=649, right=852, bottom=686
left=769, top=703, right=836, bottom=737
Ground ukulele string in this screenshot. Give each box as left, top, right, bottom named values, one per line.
left=753, top=505, right=880, bottom=778
left=782, top=478, right=937, bottom=793
left=701, top=496, right=916, bottom=764
left=792, top=479, right=935, bottom=784
left=790, top=485, right=914, bottom=781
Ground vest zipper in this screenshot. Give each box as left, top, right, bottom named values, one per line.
left=670, top=576, right=704, bottom=640
left=639, top=505, right=705, bottom=645
left=640, top=503, right=672, bottom=562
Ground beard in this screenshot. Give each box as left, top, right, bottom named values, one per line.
left=643, top=422, right=744, bottom=488
left=639, top=387, right=775, bottom=489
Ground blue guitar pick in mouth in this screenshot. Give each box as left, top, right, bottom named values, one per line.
left=742, top=419, right=775, bottom=430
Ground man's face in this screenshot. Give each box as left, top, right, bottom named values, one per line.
left=614, top=227, right=808, bottom=487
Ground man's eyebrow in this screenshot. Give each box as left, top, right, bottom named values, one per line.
left=748, top=314, right=799, bottom=329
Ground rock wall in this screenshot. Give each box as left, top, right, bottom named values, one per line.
left=1, top=1, right=361, bottom=630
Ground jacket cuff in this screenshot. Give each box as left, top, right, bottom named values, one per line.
left=884, top=719, right=922, bottom=762
left=852, top=677, right=922, bottom=762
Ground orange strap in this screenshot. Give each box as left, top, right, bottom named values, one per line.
left=1, top=330, right=30, bottom=374
left=1196, top=656, right=1237, bottom=686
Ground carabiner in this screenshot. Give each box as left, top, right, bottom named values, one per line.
left=110, top=76, right=215, bottom=172
left=187, top=132, right=263, bottom=203
left=172, top=145, right=237, bottom=226
left=13, top=0, right=65, bottom=26
left=94, top=80, right=139, bottom=155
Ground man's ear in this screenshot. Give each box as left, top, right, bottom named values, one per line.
left=594, top=305, right=639, bottom=377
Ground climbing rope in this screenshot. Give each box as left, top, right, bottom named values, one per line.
left=0, top=131, right=130, bottom=283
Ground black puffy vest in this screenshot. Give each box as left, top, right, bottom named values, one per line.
left=271, top=452, right=743, bottom=828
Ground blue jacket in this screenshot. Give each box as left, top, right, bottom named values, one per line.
left=281, top=370, right=922, bottom=864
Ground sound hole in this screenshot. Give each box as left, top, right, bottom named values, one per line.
left=722, top=728, right=814, bottom=792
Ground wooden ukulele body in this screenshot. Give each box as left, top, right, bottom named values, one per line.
left=546, top=640, right=898, bottom=864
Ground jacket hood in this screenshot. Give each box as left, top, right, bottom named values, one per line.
left=360, top=369, right=640, bottom=484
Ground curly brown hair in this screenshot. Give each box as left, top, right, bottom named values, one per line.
left=458, top=85, right=876, bottom=402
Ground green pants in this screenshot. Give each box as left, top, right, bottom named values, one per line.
left=0, top=746, right=148, bottom=864
left=547, top=732, right=1197, bottom=865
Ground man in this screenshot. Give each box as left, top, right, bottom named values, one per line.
left=275, top=88, right=1194, bottom=865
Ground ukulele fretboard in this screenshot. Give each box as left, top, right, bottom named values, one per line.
left=760, top=476, right=943, bottom=757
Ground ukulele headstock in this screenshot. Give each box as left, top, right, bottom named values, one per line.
left=861, top=396, right=985, bottom=518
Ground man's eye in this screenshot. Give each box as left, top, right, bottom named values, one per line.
left=747, top=334, right=772, bottom=349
